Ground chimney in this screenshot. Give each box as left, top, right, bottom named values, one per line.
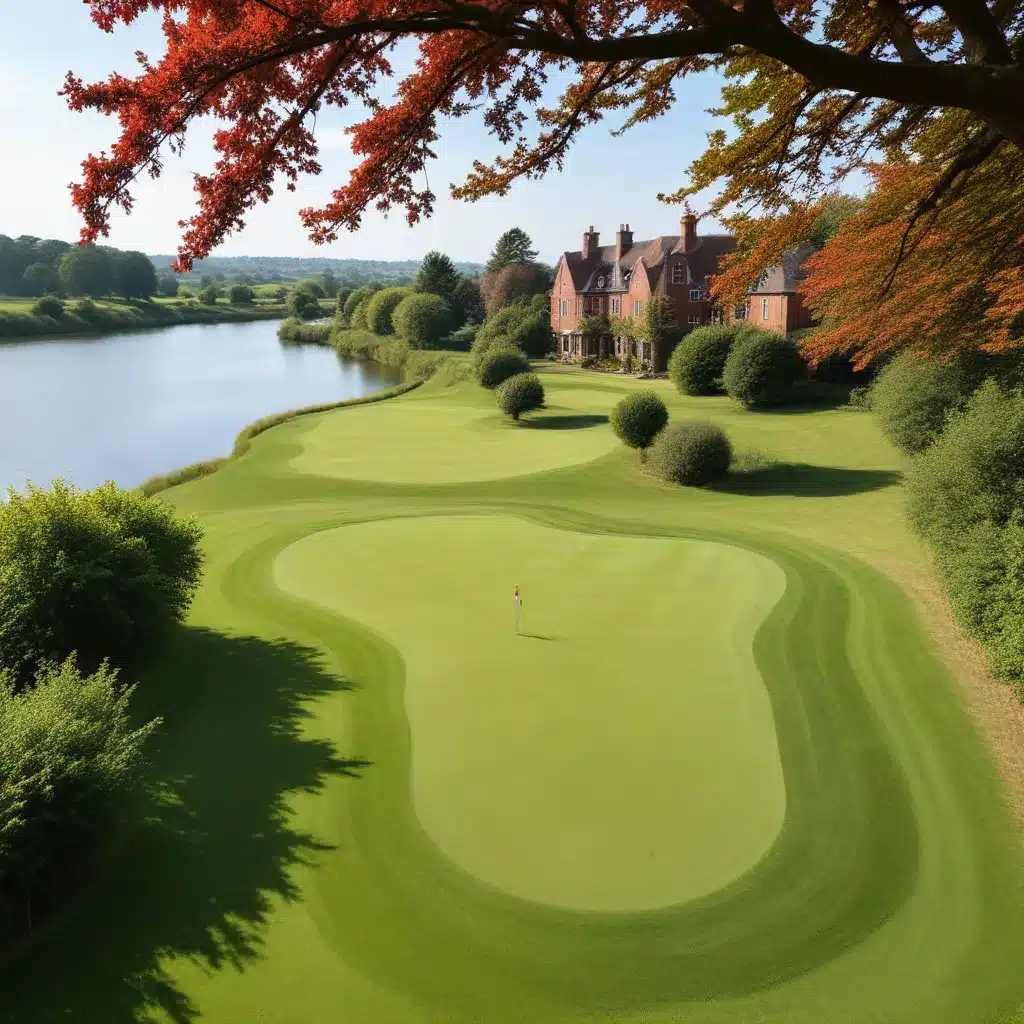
left=681, top=212, right=698, bottom=251
left=582, top=225, right=600, bottom=261
left=616, top=223, right=633, bottom=260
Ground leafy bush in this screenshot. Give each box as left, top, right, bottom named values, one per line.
left=473, top=300, right=552, bottom=359
left=31, top=296, right=65, bottom=318
left=0, top=481, right=204, bottom=684
left=198, top=285, right=221, bottom=306
left=0, top=657, right=158, bottom=940
left=848, top=386, right=872, bottom=410
left=647, top=421, right=732, bottom=485
left=296, top=278, right=326, bottom=298
left=228, top=284, right=254, bottom=304
left=392, top=292, right=450, bottom=349
left=722, top=329, right=806, bottom=407
left=287, top=287, right=321, bottom=321
left=478, top=347, right=531, bottom=389
left=496, top=372, right=545, bottom=421
left=365, top=286, right=413, bottom=335
left=870, top=352, right=968, bottom=453
left=349, top=296, right=371, bottom=330
left=580, top=354, right=599, bottom=369
left=442, top=324, right=478, bottom=351
left=907, top=382, right=1024, bottom=687
left=668, top=324, right=742, bottom=395
left=342, top=287, right=372, bottom=321
left=610, top=390, right=669, bottom=451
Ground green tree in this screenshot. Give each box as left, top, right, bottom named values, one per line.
left=481, top=262, right=551, bottom=316
left=113, top=251, right=158, bottom=299
left=296, top=278, right=326, bottom=298
left=392, top=292, right=450, bottom=348
left=415, top=251, right=459, bottom=299
left=157, top=273, right=180, bottom=297
left=496, top=372, right=545, bottom=421
left=451, top=275, right=484, bottom=326
left=228, top=284, right=254, bottom=304
left=486, top=228, right=539, bottom=274
left=58, top=245, right=115, bottom=299
left=21, top=262, right=61, bottom=298
left=642, top=295, right=679, bottom=365
left=287, top=287, right=321, bottom=320
left=321, top=267, right=338, bottom=298
left=198, top=285, right=221, bottom=305
left=803, top=194, right=863, bottom=249
left=0, top=480, right=204, bottom=684
left=610, top=391, right=669, bottom=453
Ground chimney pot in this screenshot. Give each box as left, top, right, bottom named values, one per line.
left=616, top=222, right=634, bottom=261
left=681, top=213, right=698, bottom=251
left=583, top=226, right=600, bottom=261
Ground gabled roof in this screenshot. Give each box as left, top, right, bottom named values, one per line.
left=748, top=243, right=816, bottom=294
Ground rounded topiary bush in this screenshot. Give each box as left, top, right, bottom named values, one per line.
left=31, top=296, right=65, bottom=318
left=478, top=347, right=531, bottom=389
left=869, top=352, right=967, bottom=453
left=392, top=292, right=451, bottom=349
left=496, top=372, right=545, bottom=421
left=668, top=324, right=740, bottom=395
left=722, top=329, right=806, bottom=407
left=610, top=390, right=669, bottom=451
left=365, top=286, right=412, bottom=336
left=647, top=421, right=732, bottom=485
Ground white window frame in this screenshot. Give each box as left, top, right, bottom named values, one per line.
left=688, top=312, right=700, bottom=324
left=597, top=275, right=605, bottom=288
left=672, top=264, right=685, bottom=284
left=611, top=297, right=620, bottom=315
left=762, top=298, right=770, bottom=320
left=734, top=303, right=747, bottom=321
left=558, top=299, right=568, bottom=317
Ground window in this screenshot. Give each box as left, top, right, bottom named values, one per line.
left=558, top=299, right=568, bottom=317
left=611, top=297, right=620, bottom=315
left=576, top=298, right=583, bottom=316
left=562, top=336, right=569, bottom=353
left=642, top=342, right=652, bottom=362
left=762, top=298, right=770, bottom=320
left=672, top=264, right=685, bottom=284
left=597, top=275, right=605, bottom=288
left=688, top=312, right=700, bottom=324
left=634, top=299, right=646, bottom=317
left=734, top=303, right=747, bottom=320
left=689, top=287, right=703, bottom=301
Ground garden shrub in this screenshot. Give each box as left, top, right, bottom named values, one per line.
left=31, top=296, right=65, bottom=318
left=722, top=329, right=806, bottom=407
left=496, top=372, right=545, bottom=421
left=228, top=284, right=254, bottom=304
left=198, top=285, right=221, bottom=306
left=287, top=287, right=321, bottom=321
left=349, top=296, right=371, bottom=330
left=442, top=324, right=478, bottom=351
left=474, top=300, right=552, bottom=358
left=668, top=324, right=741, bottom=395
left=477, top=347, right=531, bottom=389
left=869, top=352, right=968, bottom=453
left=580, top=355, right=599, bottom=369
left=365, top=286, right=412, bottom=336
left=907, top=381, right=1024, bottom=688
left=393, top=293, right=451, bottom=349
left=0, top=656, right=157, bottom=941
left=342, top=287, right=372, bottom=322
left=647, top=421, right=732, bottom=485
left=72, top=297, right=99, bottom=319
left=610, top=390, right=669, bottom=451
left=0, top=481, right=204, bottom=684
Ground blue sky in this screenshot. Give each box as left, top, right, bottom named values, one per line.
left=3, top=2, right=745, bottom=264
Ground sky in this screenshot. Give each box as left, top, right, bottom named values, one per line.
left=3, top=3, right=752, bottom=264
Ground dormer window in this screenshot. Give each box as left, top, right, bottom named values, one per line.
left=597, top=275, right=605, bottom=288
left=672, top=264, right=685, bottom=284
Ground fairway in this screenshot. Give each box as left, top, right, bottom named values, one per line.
left=3, top=367, right=1024, bottom=1023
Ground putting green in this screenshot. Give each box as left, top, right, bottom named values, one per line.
left=274, top=515, right=787, bottom=911
left=4, top=368, right=1023, bottom=1024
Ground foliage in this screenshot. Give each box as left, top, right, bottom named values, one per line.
left=578, top=313, right=609, bottom=342
left=907, top=382, right=1024, bottom=687
left=31, top=296, right=65, bottom=319
left=496, top=372, right=545, bottom=421
left=802, top=194, right=862, bottom=249
left=481, top=263, right=551, bottom=317
left=157, top=272, right=180, bottom=297
left=392, top=292, right=450, bottom=349
left=228, top=283, right=254, bottom=303
left=365, top=286, right=413, bottom=335
left=869, top=353, right=970, bottom=454
left=296, top=278, right=326, bottom=298
left=341, top=287, right=372, bottom=325
left=647, top=421, right=732, bottom=486
left=58, top=245, right=114, bottom=299
left=415, top=251, right=459, bottom=299
left=349, top=296, right=371, bottom=330
left=321, top=267, right=338, bottom=297
left=287, top=286, right=321, bottom=320
left=474, top=299, right=553, bottom=360
left=610, top=391, right=668, bottom=451
left=278, top=318, right=333, bottom=345
left=451, top=275, right=484, bottom=325
left=722, top=329, right=806, bottom=408
left=0, top=657, right=158, bottom=941
left=641, top=294, right=678, bottom=348
left=199, top=284, right=221, bottom=305
left=442, top=324, right=478, bottom=351
left=486, top=228, right=539, bottom=274
left=21, top=262, right=61, bottom=298
left=668, top=324, right=740, bottom=395
left=0, top=481, right=204, bottom=684
left=334, top=286, right=354, bottom=317
left=113, top=251, right=158, bottom=299
left=477, top=347, right=531, bottom=389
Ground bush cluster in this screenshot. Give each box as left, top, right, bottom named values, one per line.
left=647, top=421, right=732, bottom=485
left=722, top=328, right=806, bottom=407
left=496, top=372, right=545, bottom=421
left=478, top=347, right=531, bottom=389
left=31, top=296, right=65, bottom=319
left=668, top=324, right=743, bottom=395
left=392, top=292, right=450, bottom=349
left=472, top=298, right=553, bottom=366
left=287, top=286, right=321, bottom=321
left=365, top=286, right=413, bottom=336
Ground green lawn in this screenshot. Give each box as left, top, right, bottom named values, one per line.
left=3, top=366, right=1023, bottom=1023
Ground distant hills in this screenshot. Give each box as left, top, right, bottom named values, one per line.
left=147, top=254, right=486, bottom=283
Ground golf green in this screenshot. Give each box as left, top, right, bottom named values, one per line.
left=3, top=367, right=1023, bottom=1024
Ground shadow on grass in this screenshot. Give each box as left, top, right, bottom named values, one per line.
left=0, top=626, right=365, bottom=1024
left=521, top=413, right=609, bottom=430
left=518, top=632, right=560, bottom=641
left=714, top=462, right=902, bottom=497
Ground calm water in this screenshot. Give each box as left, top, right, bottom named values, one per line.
left=0, top=321, right=397, bottom=493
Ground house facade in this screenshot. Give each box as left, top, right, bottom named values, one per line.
left=730, top=244, right=817, bottom=335
left=551, top=217, right=813, bottom=369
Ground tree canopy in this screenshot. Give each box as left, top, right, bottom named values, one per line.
left=63, top=0, right=1024, bottom=281
left=415, top=251, right=459, bottom=298
left=486, top=229, right=539, bottom=274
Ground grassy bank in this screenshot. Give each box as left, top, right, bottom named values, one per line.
left=0, top=296, right=317, bottom=340
left=4, top=365, right=1023, bottom=1023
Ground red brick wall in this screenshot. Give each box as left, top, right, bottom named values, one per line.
left=785, top=292, right=814, bottom=332
left=551, top=258, right=580, bottom=334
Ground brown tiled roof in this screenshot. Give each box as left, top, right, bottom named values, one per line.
left=560, top=233, right=737, bottom=294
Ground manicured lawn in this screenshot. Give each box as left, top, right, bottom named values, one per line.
left=3, top=366, right=1023, bottom=1023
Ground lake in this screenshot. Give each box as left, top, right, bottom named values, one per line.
left=0, top=320, right=397, bottom=493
